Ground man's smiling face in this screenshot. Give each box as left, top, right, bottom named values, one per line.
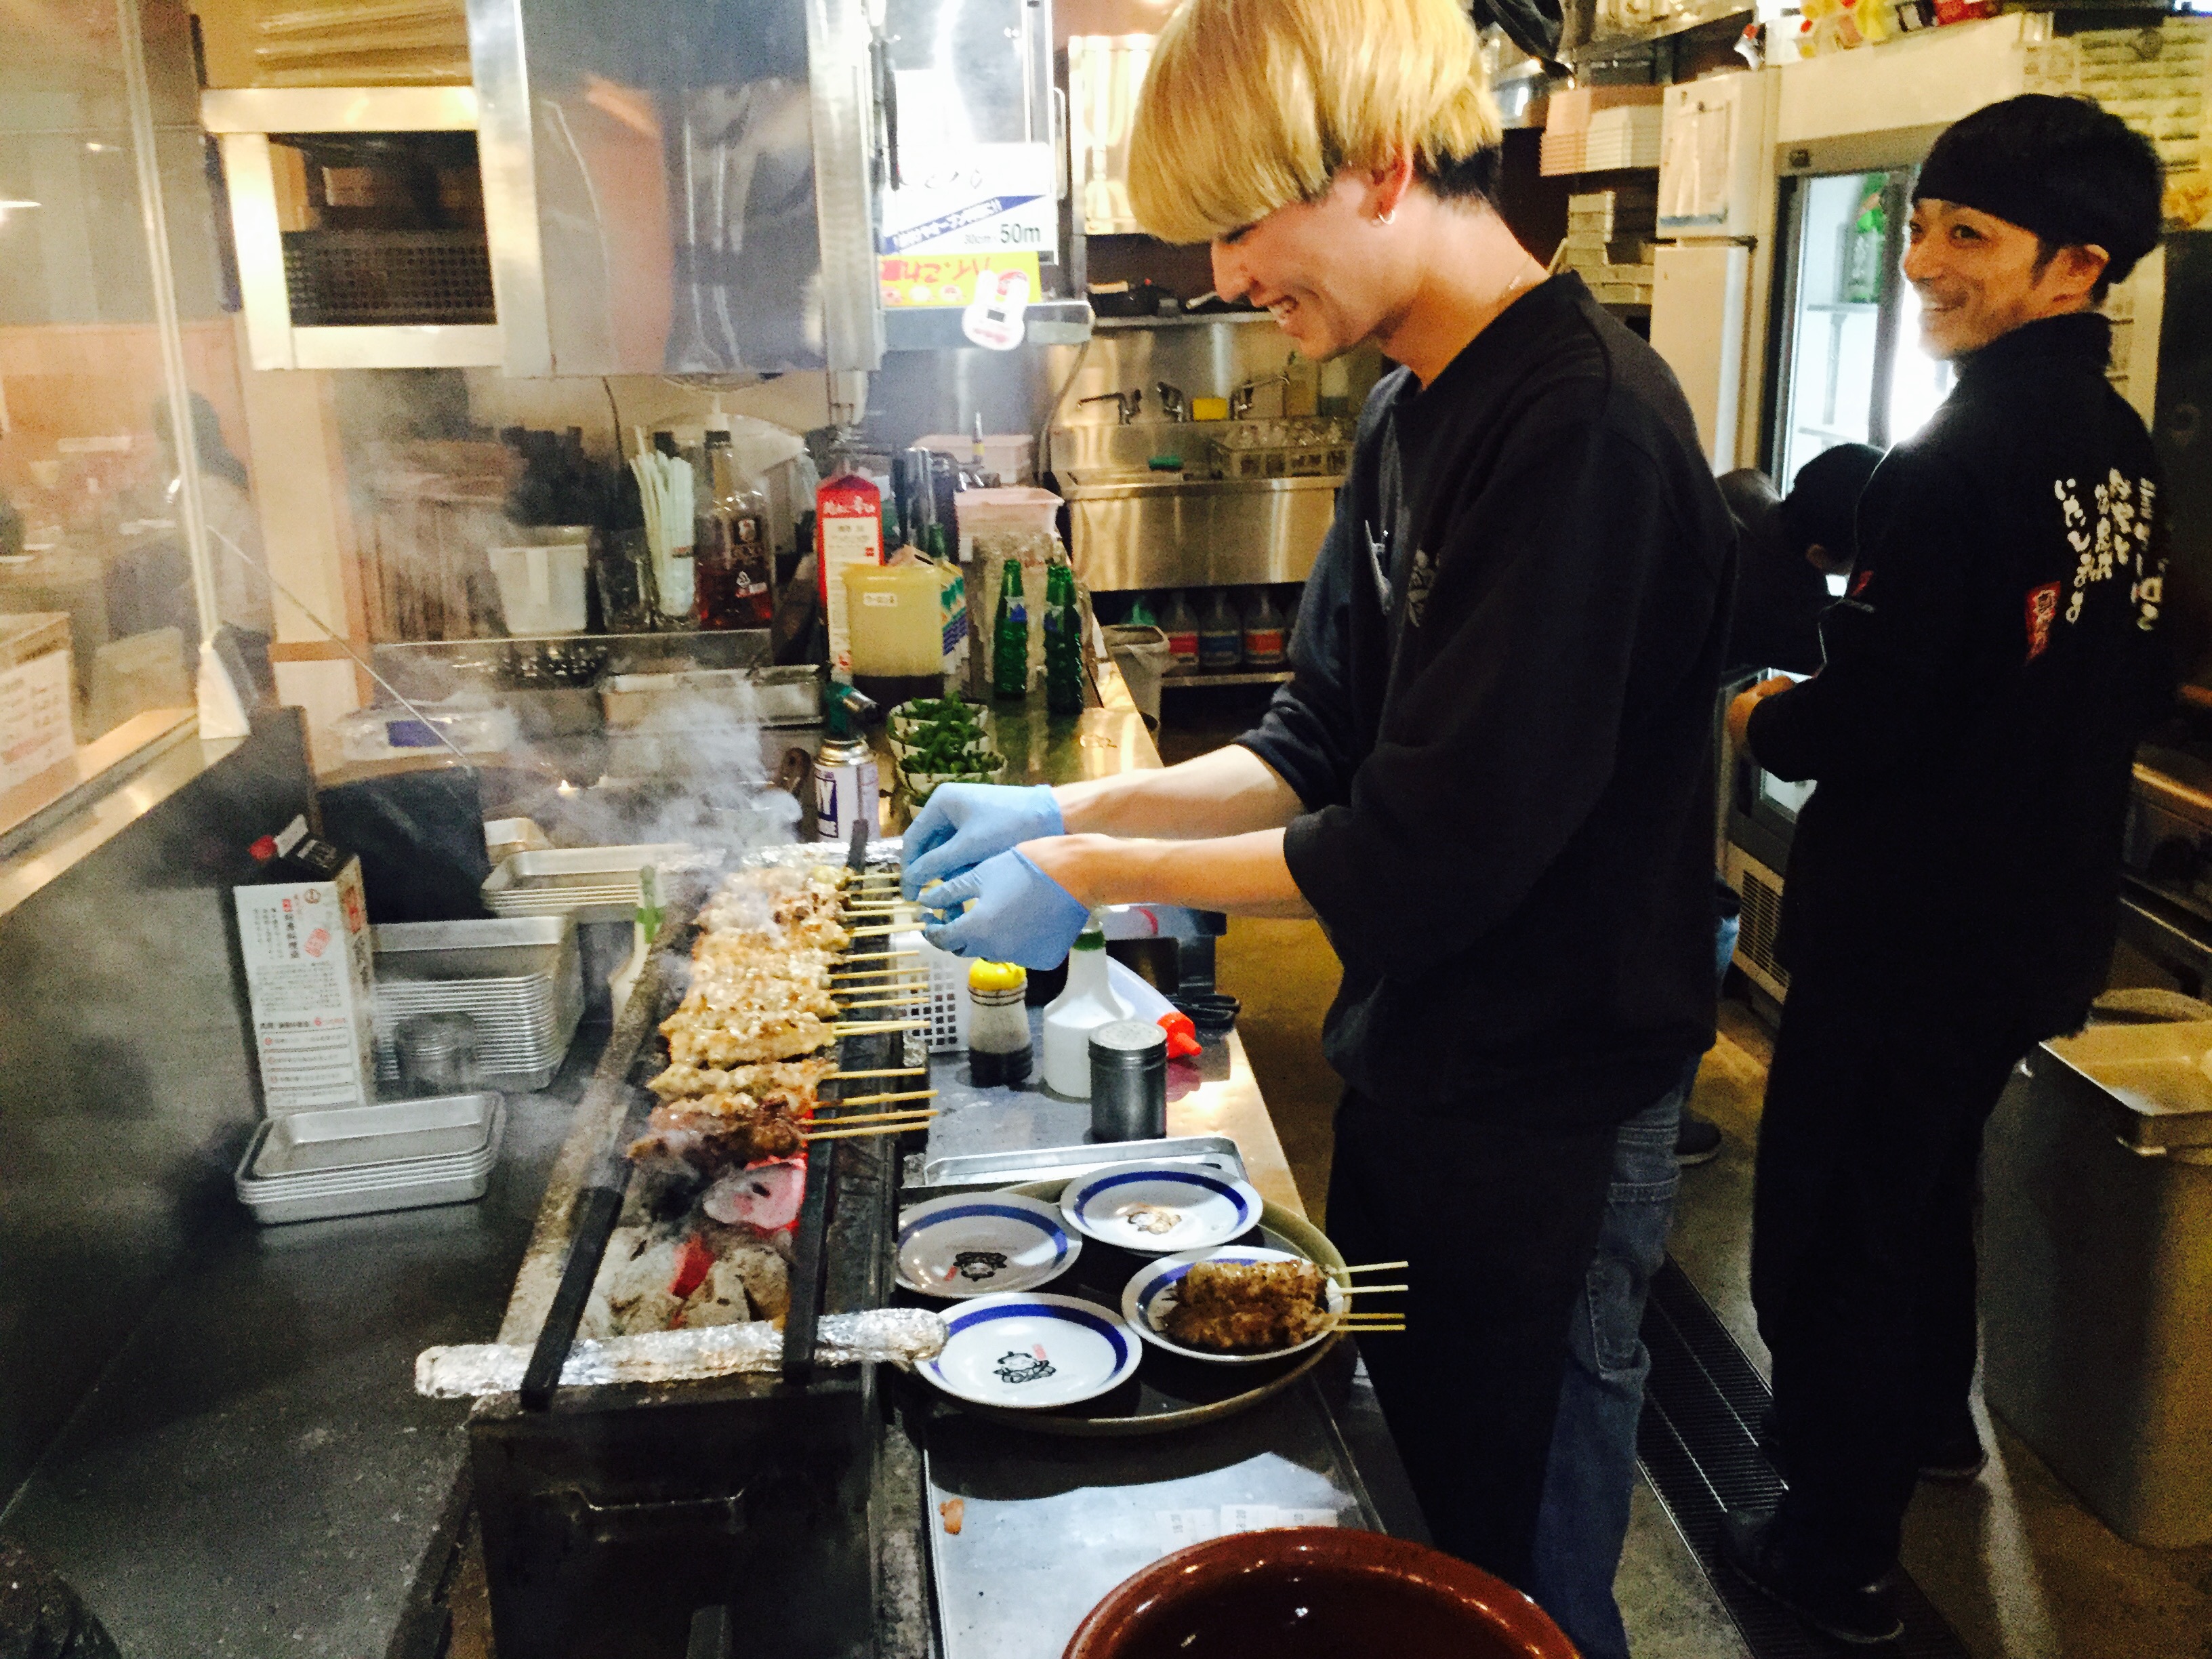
left=1208, top=172, right=1407, bottom=361
left=1902, top=198, right=2107, bottom=360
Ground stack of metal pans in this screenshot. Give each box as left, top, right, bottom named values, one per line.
left=371, top=916, right=585, bottom=1092
left=479, top=844, right=699, bottom=924
left=234, top=1094, right=505, bottom=1224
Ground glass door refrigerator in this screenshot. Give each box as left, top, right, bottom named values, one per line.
left=1768, top=167, right=1957, bottom=491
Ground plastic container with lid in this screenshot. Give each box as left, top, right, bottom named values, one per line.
left=1040, top=912, right=1132, bottom=1097
left=1197, top=589, right=1243, bottom=672
left=1242, top=588, right=1288, bottom=666
left=489, top=542, right=590, bottom=634
left=844, top=559, right=944, bottom=708
left=1161, top=590, right=1200, bottom=673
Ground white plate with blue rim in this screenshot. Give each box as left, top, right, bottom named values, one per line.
left=1057, top=1164, right=1264, bottom=1254
left=895, top=1192, right=1082, bottom=1298
left=917, top=1292, right=1143, bottom=1410
left=1121, top=1245, right=1348, bottom=1367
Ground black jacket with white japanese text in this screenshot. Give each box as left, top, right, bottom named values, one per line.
left=1240, top=274, right=1736, bottom=1126
left=1746, top=311, right=2171, bottom=1032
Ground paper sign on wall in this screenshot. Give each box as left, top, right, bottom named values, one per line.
left=878, top=138, right=1057, bottom=261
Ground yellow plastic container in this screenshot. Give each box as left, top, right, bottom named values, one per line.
left=843, top=561, right=944, bottom=682
left=1190, top=396, right=1230, bottom=422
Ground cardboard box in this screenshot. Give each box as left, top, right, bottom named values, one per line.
left=234, top=857, right=379, bottom=1113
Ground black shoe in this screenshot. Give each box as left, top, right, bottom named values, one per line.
left=1717, top=1510, right=1904, bottom=1647
left=1919, top=1419, right=1988, bottom=1483
left=1677, top=1110, right=1724, bottom=1166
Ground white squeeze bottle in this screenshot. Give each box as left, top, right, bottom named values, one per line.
left=1041, top=910, right=1131, bottom=1097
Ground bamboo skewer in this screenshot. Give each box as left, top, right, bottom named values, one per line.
left=804, top=1118, right=939, bottom=1142
left=838, top=998, right=926, bottom=1014
left=804, top=1106, right=938, bottom=1127
left=820, top=1088, right=937, bottom=1109
left=825, top=1067, right=928, bottom=1082
left=1335, top=1284, right=1409, bottom=1296
left=834, top=979, right=932, bottom=995
left=1339, top=1261, right=1410, bottom=1275
left=846, top=924, right=909, bottom=938
left=831, top=958, right=920, bottom=980
left=832, top=1018, right=928, bottom=1034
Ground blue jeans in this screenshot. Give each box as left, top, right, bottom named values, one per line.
left=1527, top=1086, right=1684, bottom=1659
left=1528, top=911, right=1738, bottom=1658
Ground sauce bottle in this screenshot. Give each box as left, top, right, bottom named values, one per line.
left=966, top=960, right=1031, bottom=1086
left=1040, top=912, right=1132, bottom=1097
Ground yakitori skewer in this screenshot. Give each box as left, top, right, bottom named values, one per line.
left=803, top=1106, right=939, bottom=1127
left=818, top=1088, right=937, bottom=1109
left=846, top=924, right=909, bottom=938
left=803, top=1115, right=940, bottom=1143
left=1335, top=1284, right=1410, bottom=1296
left=831, top=958, right=920, bottom=980
left=1338, top=1261, right=1410, bottom=1275
left=832, top=1018, right=928, bottom=1035
left=824, top=1066, right=928, bottom=1082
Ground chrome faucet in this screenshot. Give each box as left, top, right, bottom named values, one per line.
left=1078, top=388, right=1144, bottom=425
left=1154, top=381, right=1187, bottom=422
left=1230, top=374, right=1290, bottom=420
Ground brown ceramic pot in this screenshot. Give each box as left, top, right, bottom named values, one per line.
left=1063, top=1527, right=1580, bottom=1659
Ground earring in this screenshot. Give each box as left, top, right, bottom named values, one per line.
left=1374, top=207, right=1396, bottom=226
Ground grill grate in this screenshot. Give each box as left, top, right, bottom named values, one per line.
left=282, top=229, right=495, bottom=327
left=1638, top=1257, right=1973, bottom=1659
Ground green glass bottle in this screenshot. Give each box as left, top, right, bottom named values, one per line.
left=1045, top=561, right=1083, bottom=716
left=993, top=558, right=1029, bottom=702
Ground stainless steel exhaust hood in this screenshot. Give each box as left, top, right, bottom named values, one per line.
left=464, top=0, right=884, bottom=377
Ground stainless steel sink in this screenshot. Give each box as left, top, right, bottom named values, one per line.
left=1049, top=422, right=1343, bottom=592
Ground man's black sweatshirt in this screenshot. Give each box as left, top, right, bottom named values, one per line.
left=1240, top=273, right=1737, bottom=1128
left=1746, top=312, right=2171, bottom=1032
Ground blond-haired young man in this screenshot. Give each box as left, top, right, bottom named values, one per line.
left=904, top=0, right=1734, bottom=1626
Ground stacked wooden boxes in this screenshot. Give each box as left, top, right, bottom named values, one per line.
left=1558, top=188, right=1660, bottom=308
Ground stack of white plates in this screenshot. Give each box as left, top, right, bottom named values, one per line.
left=480, top=844, right=701, bottom=922
left=234, top=1094, right=505, bottom=1225
left=371, top=916, right=584, bottom=1092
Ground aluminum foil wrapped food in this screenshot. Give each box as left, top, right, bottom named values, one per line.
left=414, top=1307, right=947, bottom=1399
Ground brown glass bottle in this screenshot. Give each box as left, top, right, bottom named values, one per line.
left=694, top=433, right=775, bottom=630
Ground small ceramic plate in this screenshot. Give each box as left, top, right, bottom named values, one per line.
left=895, top=1192, right=1082, bottom=1298
left=1059, top=1166, right=1264, bottom=1254
left=918, top=1292, right=1143, bottom=1410
left=1122, top=1246, right=1348, bottom=1366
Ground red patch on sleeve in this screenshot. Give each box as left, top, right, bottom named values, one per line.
left=2025, top=581, right=2060, bottom=661
left=1849, top=569, right=1875, bottom=598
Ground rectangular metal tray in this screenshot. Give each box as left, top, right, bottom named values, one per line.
left=373, top=915, right=574, bottom=983
left=901, top=1134, right=1248, bottom=1197
left=481, top=846, right=697, bottom=922
left=600, top=663, right=823, bottom=729
left=248, top=1093, right=496, bottom=1176
left=236, top=1101, right=504, bottom=1224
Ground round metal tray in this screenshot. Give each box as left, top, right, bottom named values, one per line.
left=910, top=1181, right=1348, bottom=1437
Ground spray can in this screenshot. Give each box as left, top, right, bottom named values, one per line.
left=814, top=682, right=880, bottom=843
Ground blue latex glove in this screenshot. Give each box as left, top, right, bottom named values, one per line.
left=901, top=782, right=1064, bottom=899
left=920, top=848, right=1090, bottom=970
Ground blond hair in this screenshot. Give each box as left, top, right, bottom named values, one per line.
left=1126, top=0, right=1503, bottom=246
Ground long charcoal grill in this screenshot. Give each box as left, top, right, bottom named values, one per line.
left=468, top=859, right=916, bottom=1659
